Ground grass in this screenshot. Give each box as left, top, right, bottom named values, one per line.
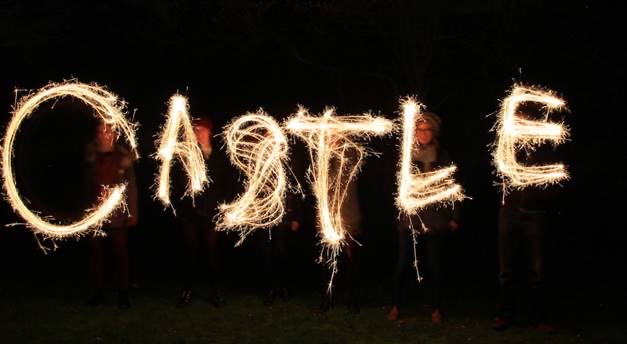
left=0, top=281, right=623, bottom=343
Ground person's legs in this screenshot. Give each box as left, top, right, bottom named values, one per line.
left=316, top=263, right=336, bottom=313
left=389, top=227, right=413, bottom=320
left=345, top=236, right=362, bottom=313
left=274, top=225, right=290, bottom=299
left=111, top=227, right=130, bottom=309
left=495, top=207, right=520, bottom=329
left=424, top=233, right=446, bottom=323
left=203, top=219, right=224, bottom=307
left=524, top=213, right=553, bottom=332
left=111, top=228, right=130, bottom=290
left=178, top=219, right=198, bottom=306
left=256, top=229, right=275, bottom=304
left=87, top=234, right=106, bottom=306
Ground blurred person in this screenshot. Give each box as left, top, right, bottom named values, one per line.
left=387, top=112, right=460, bottom=324
left=174, top=117, right=227, bottom=308
left=86, top=122, right=138, bottom=309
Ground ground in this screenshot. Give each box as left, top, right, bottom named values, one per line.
left=0, top=281, right=622, bottom=343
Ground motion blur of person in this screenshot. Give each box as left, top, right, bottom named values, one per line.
left=387, top=112, right=460, bottom=324
left=257, top=144, right=304, bottom=306
left=493, top=106, right=562, bottom=334
left=174, top=117, right=227, bottom=308
left=86, top=122, right=138, bottom=309
left=316, top=140, right=363, bottom=314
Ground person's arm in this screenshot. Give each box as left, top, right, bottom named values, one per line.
left=448, top=205, right=461, bottom=232
left=124, top=165, right=139, bottom=227
left=119, top=147, right=139, bottom=227
left=285, top=189, right=303, bottom=231
left=438, top=147, right=461, bottom=231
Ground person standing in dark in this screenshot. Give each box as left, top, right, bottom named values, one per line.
left=493, top=109, right=561, bottom=333
left=86, top=122, right=138, bottom=309
left=174, top=117, right=226, bottom=308
left=258, top=143, right=304, bottom=305
left=387, top=112, right=460, bottom=324
left=317, top=142, right=363, bottom=314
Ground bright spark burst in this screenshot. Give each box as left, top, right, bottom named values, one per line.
left=216, top=110, right=290, bottom=245
left=154, top=95, right=209, bottom=207
left=493, top=85, right=568, bottom=194
left=1, top=81, right=138, bottom=239
left=286, top=107, right=393, bottom=292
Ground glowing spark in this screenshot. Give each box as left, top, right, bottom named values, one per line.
left=1, top=81, right=138, bottom=239
left=216, top=110, right=290, bottom=245
left=397, top=97, right=464, bottom=214
left=286, top=107, right=393, bottom=292
left=493, top=85, right=568, bottom=194
left=154, top=95, right=209, bottom=206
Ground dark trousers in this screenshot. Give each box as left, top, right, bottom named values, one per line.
left=322, top=235, right=362, bottom=303
left=393, top=228, right=446, bottom=309
left=258, top=224, right=290, bottom=291
left=498, top=206, right=548, bottom=321
left=344, top=236, right=362, bottom=303
left=90, top=227, right=130, bottom=291
left=181, top=215, right=220, bottom=291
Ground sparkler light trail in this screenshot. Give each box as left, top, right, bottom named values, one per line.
left=397, top=97, right=464, bottom=214
left=493, top=85, right=568, bottom=194
left=216, top=110, right=290, bottom=245
left=286, top=107, right=393, bottom=292
left=1, top=81, right=138, bottom=239
left=154, top=95, right=209, bottom=207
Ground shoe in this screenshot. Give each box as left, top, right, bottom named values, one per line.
left=117, top=290, right=131, bottom=310
left=431, top=308, right=443, bottom=324
left=263, top=288, right=275, bottom=306
left=348, top=294, right=361, bottom=314
left=177, top=289, right=192, bottom=307
left=86, top=290, right=106, bottom=307
left=348, top=300, right=361, bottom=314
left=492, top=316, right=511, bottom=331
left=277, top=287, right=289, bottom=302
left=536, top=322, right=556, bottom=334
left=387, top=305, right=400, bottom=321
left=315, top=294, right=334, bottom=314
left=207, top=289, right=225, bottom=308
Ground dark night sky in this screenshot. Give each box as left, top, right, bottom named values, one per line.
left=0, top=0, right=625, bottom=298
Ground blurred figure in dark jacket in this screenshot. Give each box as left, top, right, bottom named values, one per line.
left=388, top=112, right=460, bottom=324
left=86, top=122, right=138, bottom=309
left=493, top=108, right=563, bottom=333
left=316, top=141, right=364, bottom=314
left=174, top=117, right=227, bottom=308
left=257, top=140, right=305, bottom=305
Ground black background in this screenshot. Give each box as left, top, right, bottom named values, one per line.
left=0, top=0, right=624, bottom=308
